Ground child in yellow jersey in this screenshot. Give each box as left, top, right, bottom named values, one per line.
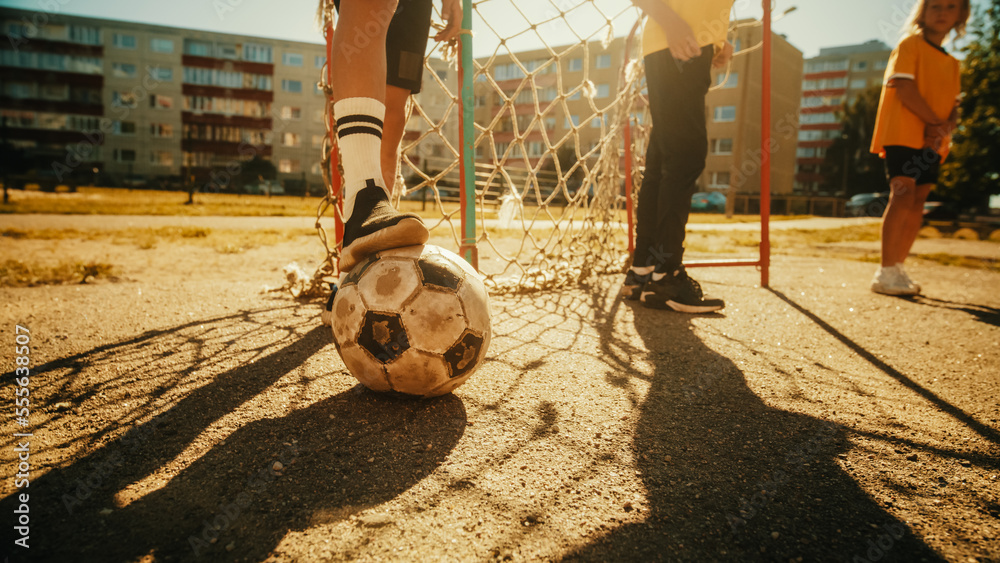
left=623, top=0, right=733, bottom=313
left=868, top=0, right=970, bottom=296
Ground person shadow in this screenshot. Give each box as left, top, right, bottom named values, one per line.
left=2, top=319, right=465, bottom=562
left=565, top=297, right=944, bottom=562
left=910, top=295, right=1000, bottom=328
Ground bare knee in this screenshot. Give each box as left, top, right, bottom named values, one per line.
left=888, top=176, right=918, bottom=208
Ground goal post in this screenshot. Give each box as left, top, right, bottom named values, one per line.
left=316, top=0, right=774, bottom=294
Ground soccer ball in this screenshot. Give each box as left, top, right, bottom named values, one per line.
left=330, top=244, right=492, bottom=398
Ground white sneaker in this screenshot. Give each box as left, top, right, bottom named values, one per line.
left=895, top=263, right=921, bottom=294
left=871, top=265, right=919, bottom=296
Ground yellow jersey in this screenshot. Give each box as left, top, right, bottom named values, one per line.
left=870, top=33, right=962, bottom=160
left=641, top=0, right=734, bottom=57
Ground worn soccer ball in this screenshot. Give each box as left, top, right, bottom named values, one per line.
left=330, top=244, right=492, bottom=398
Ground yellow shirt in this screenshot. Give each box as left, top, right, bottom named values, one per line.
left=870, top=33, right=962, bottom=160
left=641, top=0, right=734, bottom=57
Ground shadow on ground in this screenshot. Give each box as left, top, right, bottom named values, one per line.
left=1, top=307, right=465, bottom=562
left=563, top=284, right=944, bottom=562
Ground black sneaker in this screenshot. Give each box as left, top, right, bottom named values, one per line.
left=621, top=269, right=651, bottom=300
left=640, top=266, right=725, bottom=313
left=341, top=179, right=429, bottom=272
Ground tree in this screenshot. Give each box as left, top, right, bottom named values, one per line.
left=939, top=0, right=1000, bottom=209
left=237, top=155, right=278, bottom=191
left=822, top=84, right=887, bottom=197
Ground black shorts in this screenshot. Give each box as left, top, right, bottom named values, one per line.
left=335, top=0, right=433, bottom=93
left=884, top=145, right=941, bottom=185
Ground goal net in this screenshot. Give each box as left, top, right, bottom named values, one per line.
left=312, top=0, right=760, bottom=296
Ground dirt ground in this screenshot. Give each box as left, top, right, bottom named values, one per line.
left=1, top=217, right=998, bottom=563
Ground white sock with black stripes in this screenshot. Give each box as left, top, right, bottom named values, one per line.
left=334, top=97, right=387, bottom=222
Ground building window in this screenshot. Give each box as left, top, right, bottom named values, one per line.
left=68, top=25, right=101, bottom=45
left=716, top=72, right=738, bottom=88
left=590, top=116, right=602, bottom=128
left=283, top=52, right=303, bottom=67
left=114, top=148, right=136, bottom=162
left=805, top=59, right=849, bottom=73
left=596, top=83, right=610, bottom=98
left=112, top=62, right=137, bottom=78
left=595, top=54, right=611, bottom=69
left=565, top=114, right=580, bottom=128
left=800, top=112, right=838, bottom=124
left=150, top=123, right=173, bottom=138
left=711, top=138, right=733, bottom=154
left=4, top=82, right=36, bottom=99
left=874, top=60, right=887, bottom=71
left=802, top=95, right=842, bottom=108
left=150, top=38, right=175, bottom=53
left=281, top=79, right=302, bottom=93
left=709, top=172, right=731, bottom=188
left=714, top=106, right=736, bottom=122
left=849, top=78, right=867, bottom=90
left=279, top=159, right=300, bottom=173
left=40, top=84, right=69, bottom=101
left=113, top=33, right=136, bottom=49
left=281, top=106, right=302, bottom=120
left=527, top=141, right=545, bottom=157
left=113, top=121, right=136, bottom=135
left=243, top=43, right=273, bottom=63
left=150, top=151, right=174, bottom=166
left=184, top=39, right=212, bottom=57
left=315, top=55, right=326, bottom=68
left=282, top=132, right=301, bottom=147
left=217, top=44, right=238, bottom=59
left=312, top=134, right=325, bottom=148
left=545, top=117, right=556, bottom=130
left=112, top=91, right=137, bottom=108
left=853, top=60, right=868, bottom=71
left=568, top=58, right=583, bottom=72
left=148, top=66, right=173, bottom=81
left=148, top=94, right=172, bottom=109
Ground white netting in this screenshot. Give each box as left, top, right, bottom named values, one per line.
left=312, top=0, right=754, bottom=296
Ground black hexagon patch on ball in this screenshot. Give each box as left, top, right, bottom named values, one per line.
left=357, top=312, right=410, bottom=364
left=418, top=253, right=463, bottom=292
left=443, top=330, right=484, bottom=379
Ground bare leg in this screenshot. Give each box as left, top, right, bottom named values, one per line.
left=382, top=84, right=411, bottom=191
left=330, top=0, right=398, bottom=103
left=880, top=176, right=918, bottom=267
left=897, top=183, right=933, bottom=262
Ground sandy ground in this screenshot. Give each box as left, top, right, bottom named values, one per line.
left=0, top=217, right=998, bottom=563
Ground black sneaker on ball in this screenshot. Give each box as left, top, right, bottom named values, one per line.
left=640, top=266, right=725, bottom=313
left=340, top=179, right=428, bottom=272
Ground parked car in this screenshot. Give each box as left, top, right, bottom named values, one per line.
left=845, top=192, right=889, bottom=217
left=690, top=191, right=726, bottom=213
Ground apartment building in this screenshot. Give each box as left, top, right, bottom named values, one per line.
left=0, top=7, right=455, bottom=196
left=795, top=40, right=891, bottom=194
